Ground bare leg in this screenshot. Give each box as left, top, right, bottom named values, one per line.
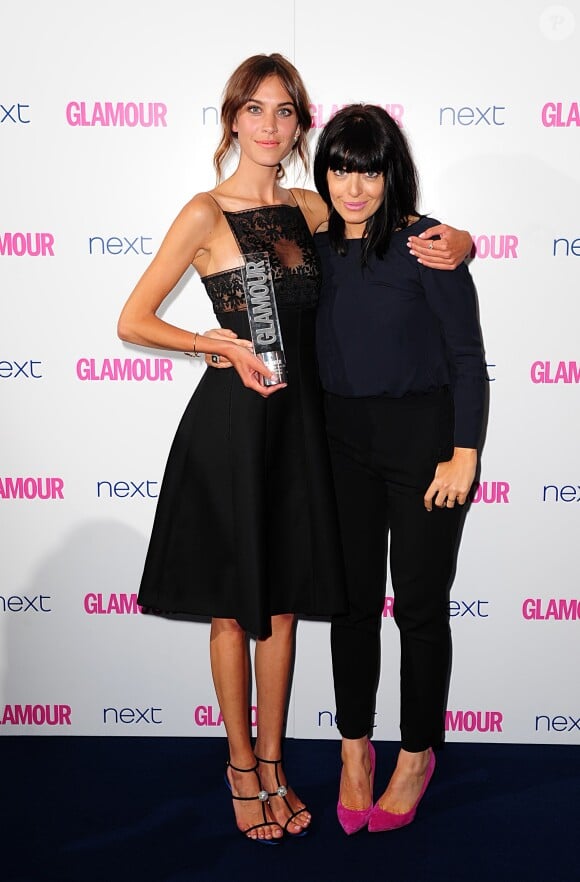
left=375, top=747, right=432, bottom=813
left=253, top=613, right=311, bottom=835
left=339, top=736, right=373, bottom=810
left=210, top=617, right=282, bottom=841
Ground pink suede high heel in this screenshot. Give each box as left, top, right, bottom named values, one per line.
left=337, top=740, right=376, bottom=835
left=368, top=749, right=435, bottom=833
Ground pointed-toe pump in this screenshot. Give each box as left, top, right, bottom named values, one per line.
left=337, top=740, right=376, bottom=835
left=368, top=749, right=435, bottom=833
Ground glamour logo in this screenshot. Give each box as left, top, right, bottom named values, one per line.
left=471, top=481, right=510, bottom=503
left=0, top=477, right=64, bottom=500
left=530, top=361, right=580, bottom=383
left=66, top=101, right=167, bottom=127
left=89, top=235, right=153, bottom=256
left=310, top=103, right=404, bottom=128
left=0, top=360, right=43, bottom=379
left=194, top=705, right=258, bottom=727
left=439, top=105, right=506, bottom=126
left=445, top=710, right=503, bottom=732
left=535, top=714, right=580, bottom=733
left=553, top=237, right=580, bottom=256
left=0, top=232, right=54, bottom=256
left=1, top=103, right=30, bottom=124
left=486, top=362, right=496, bottom=382
left=246, top=258, right=278, bottom=345
left=472, top=235, right=518, bottom=259
left=522, top=598, right=580, bottom=620
left=84, top=593, right=141, bottom=614
left=76, top=357, right=173, bottom=381
left=541, top=102, right=580, bottom=127
left=97, top=480, right=158, bottom=499
left=0, top=594, right=51, bottom=613
left=383, top=597, right=489, bottom=617
left=383, top=597, right=393, bottom=617
left=543, top=484, right=580, bottom=502
left=103, top=707, right=162, bottom=724
left=0, top=704, right=72, bottom=726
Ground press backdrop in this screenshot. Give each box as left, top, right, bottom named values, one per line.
left=1, top=0, right=579, bottom=743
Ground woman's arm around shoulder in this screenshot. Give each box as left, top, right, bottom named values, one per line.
left=408, top=221, right=472, bottom=270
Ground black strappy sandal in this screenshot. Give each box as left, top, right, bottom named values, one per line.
left=224, top=760, right=283, bottom=845
left=255, top=756, right=310, bottom=838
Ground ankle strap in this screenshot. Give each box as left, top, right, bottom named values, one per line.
left=227, top=759, right=259, bottom=774
left=255, top=756, right=282, bottom=765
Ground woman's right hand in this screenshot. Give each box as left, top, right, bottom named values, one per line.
left=203, top=328, right=286, bottom=397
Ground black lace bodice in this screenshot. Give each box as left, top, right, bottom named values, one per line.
left=201, top=205, right=320, bottom=314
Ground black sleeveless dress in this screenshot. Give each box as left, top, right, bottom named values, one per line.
left=137, top=204, right=346, bottom=638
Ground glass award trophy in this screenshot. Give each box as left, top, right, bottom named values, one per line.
left=243, top=252, right=288, bottom=386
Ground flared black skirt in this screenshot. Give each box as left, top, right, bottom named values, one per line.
left=137, top=307, right=346, bottom=638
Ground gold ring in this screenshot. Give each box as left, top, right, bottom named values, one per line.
left=211, top=354, right=220, bottom=364
left=428, top=241, right=434, bottom=250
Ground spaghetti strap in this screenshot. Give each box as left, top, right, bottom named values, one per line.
left=287, top=188, right=299, bottom=207
left=205, top=191, right=226, bottom=212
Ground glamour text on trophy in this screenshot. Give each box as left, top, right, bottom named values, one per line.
left=243, top=251, right=288, bottom=386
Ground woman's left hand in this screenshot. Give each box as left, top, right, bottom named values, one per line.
left=203, top=328, right=252, bottom=368
left=408, top=224, right=472, bottom=270
left=424, top=447, right=478, bottom=511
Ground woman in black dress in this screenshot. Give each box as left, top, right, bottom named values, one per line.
left=118, top=53, right=347, bottom=843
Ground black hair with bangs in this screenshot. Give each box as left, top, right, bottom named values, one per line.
left=313, top=104, right=420, bottom=264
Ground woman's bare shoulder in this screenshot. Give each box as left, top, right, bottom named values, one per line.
left=180, top=191, right=222, bottom=223
left=290, top=187, right=328, bottom=232
left=166, top=192, right=224, bottom=245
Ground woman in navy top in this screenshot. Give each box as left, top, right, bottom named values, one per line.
left=313, top=104, right=486, bottom=834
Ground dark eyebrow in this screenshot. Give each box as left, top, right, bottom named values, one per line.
left=245, top=99, right=295, bottom=108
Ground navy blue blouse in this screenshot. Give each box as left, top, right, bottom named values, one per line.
left=315, top=216, right=486, bottom=448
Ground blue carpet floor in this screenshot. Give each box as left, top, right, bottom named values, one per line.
left=3, top=737, right=578, bottom=882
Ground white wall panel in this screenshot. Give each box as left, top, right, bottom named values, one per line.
left=1, top=0, right=578, bottom=744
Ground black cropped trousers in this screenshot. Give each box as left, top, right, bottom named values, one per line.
left=325, top=388, right=462, bottom=752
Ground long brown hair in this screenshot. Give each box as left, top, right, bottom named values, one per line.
left=213, top=53, right=312, bottom=181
